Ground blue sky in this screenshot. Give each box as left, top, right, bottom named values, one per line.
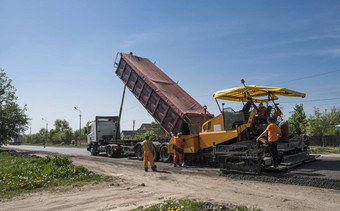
left=1, top=0, right=340, bottom=133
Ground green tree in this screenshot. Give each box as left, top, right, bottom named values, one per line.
left=54, top=119, right=71, bottom=132
left=134, top=130, right=157, bottom=140
left=0, top=69, right=29, bottom=145
left=288, top=104, right=307, bottom=135
left=73, top=127, right=87, bottom=143
left=307, top=107, right=340, bottom=136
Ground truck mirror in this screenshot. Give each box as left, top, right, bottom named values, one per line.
left=84, top=128, right=88, bottom=134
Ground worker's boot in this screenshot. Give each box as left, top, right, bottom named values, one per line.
left=144, top=167, right=148, bottom=172
left=173, top=163, right=177, bottom=167
left=151, top=165, right=157, bottom=172
left=179, top=163, right=182, bottom=167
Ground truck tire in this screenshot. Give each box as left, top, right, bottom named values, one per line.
left=106, top=146, right=114, bottom=157
left=135, top=145, right=143, bottom=160
left=90, top=145, right=98, bottom=156
left=153, top=147, right=160, bottom=162
left=159, top=145, right=172, bottom=163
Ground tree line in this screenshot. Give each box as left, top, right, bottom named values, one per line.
left=22, top=119, right=88, bottom=145
left=288, top=104, right=340, bottom=137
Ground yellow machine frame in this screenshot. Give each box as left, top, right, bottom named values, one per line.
left=168, top=84, right=305, bottom=155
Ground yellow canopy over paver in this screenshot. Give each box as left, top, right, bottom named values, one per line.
left=213, top=85, right=306, bottom=102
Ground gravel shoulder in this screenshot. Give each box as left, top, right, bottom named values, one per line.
left=1, top=150, right=340, bottom=211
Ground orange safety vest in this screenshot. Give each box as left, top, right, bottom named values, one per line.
left=173, top=136, right=184, bottom=154
left=266, top=123, right=279, bottom=142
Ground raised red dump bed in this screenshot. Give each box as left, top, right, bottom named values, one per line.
left=115, top=53, right=213, bottom=135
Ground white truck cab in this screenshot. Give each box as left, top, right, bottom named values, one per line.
left=87, top=120, right=117, bottom=145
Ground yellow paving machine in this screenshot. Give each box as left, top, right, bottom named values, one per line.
left=168, top=80, right=317, bottom=173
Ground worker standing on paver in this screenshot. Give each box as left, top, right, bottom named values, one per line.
left=256, top=117, right=280, bottom=167
left=259, top=103, right=266, bottom=116
left=142, top=135, right=157, bottom=172
left=171, top=132, right=185, bottom=167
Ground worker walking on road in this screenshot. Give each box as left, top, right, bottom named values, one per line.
left=142, top=135, right=157, bottom=172
left=256, top=117, right=280, bottom=168
left=171, top=132, right=185, bottom=167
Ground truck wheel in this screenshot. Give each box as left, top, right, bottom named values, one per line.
left=135, top=145, right=143, bottom=160
left=153, top=147, right=160, bottom=162
left=159, top=145, right=172, bottom=163
left=90, top=145, right=98, bottom=156
left=106, top=146, right=114, bottom=157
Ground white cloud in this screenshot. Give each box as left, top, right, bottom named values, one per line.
left=322, top=48, right=340, bottom=58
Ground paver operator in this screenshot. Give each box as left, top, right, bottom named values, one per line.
left=171, top=132, right=185, bottom=167
left=142, top=135, right=157, bottom=172
left=259, top=103, right=266, bottom=116
left=256, top=117, right=280, bottom=168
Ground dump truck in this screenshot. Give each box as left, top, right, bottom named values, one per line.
left=88, top=52, right=317, bottom=173
left=87, top=52, right=212, bottom=160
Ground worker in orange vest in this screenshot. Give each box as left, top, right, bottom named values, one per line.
left=142, top=135, right=157, bottom=172
left=259, top=103, right=266, bottom=116
left=256, top=117, right=280, bottom=168
left=171, top=132, right=185, bottom=167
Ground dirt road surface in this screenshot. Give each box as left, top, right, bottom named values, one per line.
left=1, top=150, right=340, bottom=211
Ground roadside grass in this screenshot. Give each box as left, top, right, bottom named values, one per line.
left=308, top=146, right=340, bottom=154
left=0, top=151, right=109, bottom=199
left=131, top=199, right=203, bottom=211
left=131, top=199, right=262, bottom=211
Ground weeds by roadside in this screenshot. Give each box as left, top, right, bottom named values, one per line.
left=308, top=146, right=340, bottom=154
left=131, top=199, right=203, bottom=211
left=131, top=199, right=261, bottom=211
left=0, top=150, right=109, bottom=198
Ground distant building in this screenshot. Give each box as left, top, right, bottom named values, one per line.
left=120, top=130, right=137, bottom=139
left=137, top=123, right=159, bottom=133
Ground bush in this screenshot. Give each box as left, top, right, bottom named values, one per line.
left=70, top=140, right=76, bottom=146
left=61, top=142, right=65, bottom=146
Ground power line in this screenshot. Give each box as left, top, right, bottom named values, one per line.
left=280, top=97, right=340, bottom=104
left=266, top=69, right=340, bottom=86
left=192, top=69, right=340, bottom=98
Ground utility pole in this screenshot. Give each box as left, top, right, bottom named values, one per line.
left=30, top=126, right=32, bottom=144
left=42, top=118, right=48, bottom=148
left=133, top=120, right=135, bottom=139
left=74, top=107, right=82, bottom=146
